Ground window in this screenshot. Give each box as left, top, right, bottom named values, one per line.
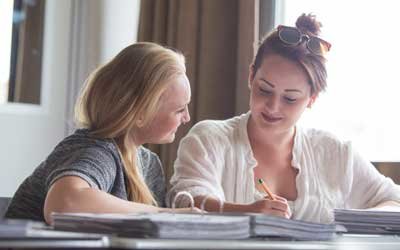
left=279, top=1, right=400, bottom=162
left=0, top=0, right=45, bottom=105
left=0, top=0, right=13, bottom=104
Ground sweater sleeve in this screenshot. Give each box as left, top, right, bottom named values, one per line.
left=46, top=145, right=118, bottom=192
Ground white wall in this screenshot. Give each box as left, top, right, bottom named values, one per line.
left=99, top=0, right=141, bottom=63
left=0, top=0, right=141, bottom=197
left=64, top=0, right=141, bottom=135
left=0, top=0, right=71, bottom=197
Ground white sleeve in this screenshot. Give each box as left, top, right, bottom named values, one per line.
left=167, top=124, right=227, bottom=208
left=346, top=149, right=400, bottom=208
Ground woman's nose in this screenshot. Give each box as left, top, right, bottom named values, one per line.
left=266, top=96, right=280, bottom=112
left=183, top=108, right=190, bottom=124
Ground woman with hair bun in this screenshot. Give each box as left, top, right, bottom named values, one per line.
left=6, top=42, right=194, bottom=224
left=168, top=14, right=400, bottom=223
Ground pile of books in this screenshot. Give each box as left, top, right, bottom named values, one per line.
left=0, top=220, right=43, bottom=238
left=52, top=212, right=251, bottom=239
left=334, top=208, right=400, bottom=234
left=0, top=219, right=103, bottom=239
left=52, top=212, right=339, bottom=240
left=251, top=213, right=341, bottom=240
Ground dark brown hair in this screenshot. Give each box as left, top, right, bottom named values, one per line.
left=252, top=13, right=328, bottom=95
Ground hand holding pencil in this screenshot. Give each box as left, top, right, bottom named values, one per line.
left=245, top=178, right=291, bottom=218
left=258, top=178, right=276, bottom=200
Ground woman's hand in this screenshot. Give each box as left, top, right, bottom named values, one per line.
left=247, top=195, right=291, bottom=218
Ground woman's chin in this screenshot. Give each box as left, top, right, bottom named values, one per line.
left=157, top=134, right=176, bottom=144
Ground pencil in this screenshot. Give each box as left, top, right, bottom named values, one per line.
left=258, top=178, right=276, bottom=200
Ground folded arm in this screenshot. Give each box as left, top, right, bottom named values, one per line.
left=43, top=176, right=161, bottom=224
left=370, top=200, right=400, bottom=211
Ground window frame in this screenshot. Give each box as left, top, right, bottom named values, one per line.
left=258, top=0, right=400, bottom=181
left=8, top=0, right=45, bottom=104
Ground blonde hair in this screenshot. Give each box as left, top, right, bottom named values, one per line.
left=74, top=42, right=186, bottom=205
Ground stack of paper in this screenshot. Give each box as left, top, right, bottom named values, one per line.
left=52, top=212, right=251, bottom=239
left=0, top=219, right=103, bottom=239
left=334, top=208, right=400, bottom=234
left=0, top=220, right=44, bottom=238
left=250, top=214, right=341, bottom=241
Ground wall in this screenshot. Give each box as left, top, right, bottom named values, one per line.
left=0, top=0, right=141, bottom=197
left=99, top=0, right=141, bottom=63
left=0, top=0, right=71, bottom=197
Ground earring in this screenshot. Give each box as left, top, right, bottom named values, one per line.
left=136, top=118, right=144, bottom=128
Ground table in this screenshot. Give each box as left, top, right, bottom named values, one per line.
left=1, top=233, right=400, bottom=249
left=109, top=235, right=400, bottom=250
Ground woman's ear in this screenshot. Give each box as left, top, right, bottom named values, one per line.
left=136, top=115, right=145, bottom=128
left=248, top=64, right=256, bottom=90
left=307, top=94, right=318, bottom=108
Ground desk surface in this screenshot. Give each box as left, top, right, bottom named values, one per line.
left=1, top=235, right=400, bottom=250
left=110, top=235, right=400, bottom=250
left=0, top=228, right=108, bottom=249
left=0, top=237, right=108, bottom=249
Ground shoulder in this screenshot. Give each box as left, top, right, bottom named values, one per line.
left=300, top=127, right=350, bottom=150
left=44, top=130, right=124, bottom=189
left=55, top=129, right=120, bottom=161
left=188, top=114, right=247, bottom=143
left=68, top=129, right=118, bottom=149
left=298, top=127, right=352, bottom=167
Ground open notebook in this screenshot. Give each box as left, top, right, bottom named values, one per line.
left=334, top=208, right=400, bottom=234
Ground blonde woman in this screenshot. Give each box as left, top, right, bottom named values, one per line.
left=6, top=42, right=192, bottom=223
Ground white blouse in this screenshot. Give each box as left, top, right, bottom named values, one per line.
left=167, top=112, right=400, bottom=223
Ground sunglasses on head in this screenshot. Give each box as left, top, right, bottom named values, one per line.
left=277, top=25, right=331, bottom=56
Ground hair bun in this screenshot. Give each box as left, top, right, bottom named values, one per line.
left=295, top=13, right=322, bottom=36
